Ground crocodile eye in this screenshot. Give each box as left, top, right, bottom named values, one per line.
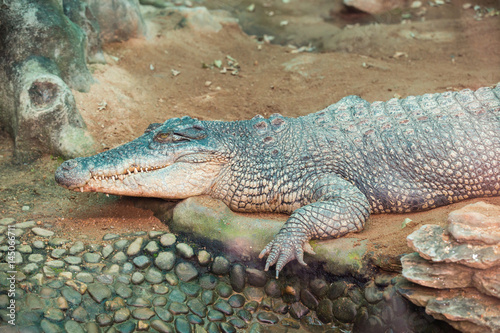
left=154, top=132, right=171, bottom=142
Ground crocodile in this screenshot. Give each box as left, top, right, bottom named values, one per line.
left=55, top=85, right=500, bottom=277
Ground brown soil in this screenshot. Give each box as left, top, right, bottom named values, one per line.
left=1, top=0, right=499, bottom=269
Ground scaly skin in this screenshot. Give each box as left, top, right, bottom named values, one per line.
left=55, top=85, right=500, bottom=277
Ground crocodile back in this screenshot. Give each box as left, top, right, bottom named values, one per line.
left=305, top=85, right=500, bottom=213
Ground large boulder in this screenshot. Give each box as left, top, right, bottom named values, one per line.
left=169, top=196, right=372, bottom=277
left=398, top=202, right=500, bottom=333
left=0, top=0, right=96, bottom=161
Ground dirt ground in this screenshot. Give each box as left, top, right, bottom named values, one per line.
left=0, top=0, right=499, bottom=269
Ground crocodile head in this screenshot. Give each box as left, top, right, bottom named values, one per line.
left=55, top=116, right=229, bottom=199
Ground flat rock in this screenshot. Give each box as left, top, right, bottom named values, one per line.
left=397, top=279, right=500, bottom=333
left=343, top=0, right=404, bottom=14
left=407, top=224, right=499, bottom=269
left=447, top=201, right=500, bottom=245
left=171, top=196, right=371, bottom=276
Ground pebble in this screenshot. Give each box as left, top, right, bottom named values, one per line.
left=49, top=238, right=70, bottom=246
left=83, top=252, right=101, bottom=263
left=228, top=294, right=246, bottom=308
left=114, top=307, right=131, bottom=323
left=72, top=306, right=88, bottom=322
left=44, top=307, right=65, bottom=321
left=169, top=301, right=189, bottom=315
left=132, top=308, right=155, bottom=320
left=211, top=256, right=230, bottom=275
left=200, top=274, right=218, bottom=290
left=102, top=244, right=114, bottom=258
left=111, top=252, right=127, bottom=264
left=174, top=317, right=191, bottom=332
left=87, top=282, right=111, bottom=303
left=70, top=241, right=85, bottom=255
left=160, top=233, right=176, bottom=246
left=207, top=309, right=225, bottom=322
left=96, top=313, right=113, bottom=326
left=155, top=251, right=176, bottom=270
left=103, top=233, right=120, bottom=241
left=61, top=287, right=82, bottom=305
left=257, top=312, right=279, bottom=324
left=65, top=320, right=85, bottom=333
left=64, top=256, right=82, bottom=265
left=32, top=240, right=45, bottom=249
left=332, top=297, right=357, bottom=323
left=230, top=264, right=246, bottom=292
left=144, top=240, right=159, bottom=253
left=133, top=255, right=151, bottom=269
left=246, top=268, right=268, bottom=287
left=126, top=237, right=144, bottom=256
left=56, top=296, right=69, bottom=311
left=176, top=242, right=194, bottom=258
left=187, top=298, right=207, bottom=317
left=154, top=306, right=173, bottom=322
left=28, top=253, right=44, bottom=263
left=175, top=262, right=199, bottom=282
left=145, top=267, right=164, bottom=284
left=197, top=250, right=211, bottom=265
left=114, top=239, right=129, bottom=250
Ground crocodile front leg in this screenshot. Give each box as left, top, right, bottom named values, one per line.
left=259, top=175, right=370, bottom=277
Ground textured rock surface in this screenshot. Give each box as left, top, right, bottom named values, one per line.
left=400, top=202, right=500, bottom=333
left=85, top=0, right=146, bottom=43
left=343, top=0, right=405, bottom=14
left=0, top=0, right=96, bottom=161
left=171, top=196, right=372, bottom=276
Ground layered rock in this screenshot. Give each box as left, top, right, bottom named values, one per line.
left=398, top=202, right=500, bottom=333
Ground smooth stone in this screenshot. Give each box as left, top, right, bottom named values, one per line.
left=273, top=299, right=289, bottom=314
left=132, top=308, right=155, bottom=320
left=332, top=297, right=357, bottom=323
left=86, top=322, right=100, bottom=333
left=256, top=312, right=279, bottom=324
left=230, top=264, right=246, bottom=292
left=260, top=297, right=272, bottom=310
left=44, top=307, right=65, bottom=321
left=155, top=251, right=176, bottom=270
left=246, top=268, right=267, bottom=287
left=0, top=218, right=15, bottom=225
left=32, top=227, right=54, bottom=237
left=88, top=243, right=102, bottom=251
left=328, top=281, right=348, bottom=300
left=160, top=233, right=176, bottom=246
left=46, top=260, right=65, bottom=268
left=83, top=252, right=101, bottom=263
left=151, top=319, right=174, bottom=333
left=300, top=289, right=319, bottom=309
left=187, top=298, right=207, bottom=317
left=149, top=231, right=164, bottom=238
left=103, top=233, right=120, bottom=241
left=220, top=322, right=236, bottom=333
left=47, top=279, right=64, bottom=289
left=145, top=267, right=164, bottom=284
left=144, top=241, right=160, bottom=254
left=40, top=319, right=63, bottom=333
left=174, top=317, right=191, bottom=333
left=316, top=299, right=334, bottom=323
left=216, top=283, right=233, bottom=298
left=374, top=274, right=393, bottom=287
left=165, top=272, right=179, bottom=285
left=197, top=250, right=211, bottom=266
left=61, top=287, right=82, bottom=305
left=76, top=272, right=94, bottom=283
left=103, top=264, right=120, bottom=276
left=169, top=288, right=187, bottom=303
left=96, top=313, right=113, bottom=326
left=23, top=263, right=39, bottom=274
left=181, top=282, right=201, bottom=297
left=153, top=295, right=168, bottom=306
left=64, top=256, right=82, bottom=265
left=206, top=322, right=219, bottom=333
left=199, top=274, right=218, bottom=290
left=96, top=274, right=114, bottom=284
left=102, top=244, right=114, bottom=258
left=169, top=301, right=189, bottom=315
left=187, top=313, right=204, bottom=325
left=265, top=280, right=281, bottom=298
left=229, top=318, right=246, bottom=329
left=126, top=237, right=144, bottom=256
left=115, top=320, right=136, bottom=333
left=211, top=256, right=230, bottom=275
left=71, top=306, right=88, bottom=322
left=310, top=279, right=329, bottom=298
left=69, top=241, right=85, bottom=255
left=228, top=294, right=245, bottom=308
left=364, top=281, right=383, bottom=303
left=87, top=282, right=111, bottom=303
left=281, top=318, right=301, bottom=329
left=176, top=243, right=194, bottom=258
left=243, top=287, right=265, bottom=302
left=201, top=290, right=217, bottom=306
left=128, top=297, right=151, bottom=307
left=237, top=309, right=252, bottom=323
left=114, top=239, right=129, bottom=250
left=111, top=251, right=128, bottom=264
left=207, top=309, right=225, bottom=322
left=133, top=255, right=151, bottom=269
left=244, top=301, right=259, bottom=313
left=40, top=287, right=58, bottom=298
left=32, top=240, right=45, bottom=249
left=49, top=238, right=70, bottom=247
left=153, top=284, right=169, bottom=295
left=213, top=299, right=234, bottom=316
left=155, top=306, right=173, bottom=322
left=114, top=307, right=131, bottom=323
left=65, top=320, right=85, bottom=333
left=122, top=262, right=134, bottom=274
left=131, top=272, right=145, bottom=284
left=175, top=262, right=199, bottom=282
left=18, top=244, right=33, bottom=253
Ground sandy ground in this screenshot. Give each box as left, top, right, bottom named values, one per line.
left=0, top=0, right=499, bottom=270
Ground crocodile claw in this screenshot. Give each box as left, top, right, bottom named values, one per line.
left=259, top=233, right=315, bottom=278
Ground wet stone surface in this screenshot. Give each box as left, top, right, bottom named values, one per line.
left=0, top=219, right=457, bottom=333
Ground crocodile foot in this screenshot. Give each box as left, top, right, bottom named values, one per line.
left=259, top=232, right=315, bottom=278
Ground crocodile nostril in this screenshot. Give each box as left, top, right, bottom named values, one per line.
left=61, top=159, right=78, bottom=171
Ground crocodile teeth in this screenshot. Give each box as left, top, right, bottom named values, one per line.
left=127, top=170, right=131, bottom=175
left=134, top=168, right=138, bottom=174
left=118, top=175, right=124, bottom=180
left=80, top=187, right=84, bottom=192
left=112, top=176, right=116, bottom=181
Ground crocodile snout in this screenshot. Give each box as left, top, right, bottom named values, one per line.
left=55, top=158, right=91, bottom=188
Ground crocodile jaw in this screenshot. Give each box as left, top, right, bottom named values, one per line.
left=56, top=160, right=224, bottom=199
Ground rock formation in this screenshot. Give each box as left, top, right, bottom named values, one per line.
left=398, top=202, right=500, bottom=333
